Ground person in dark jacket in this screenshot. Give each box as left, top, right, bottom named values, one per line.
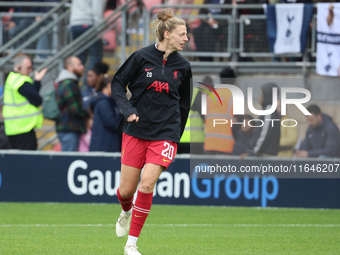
left=111, top=9, right=191, bottom=255
left=251, top=83, right=281, bottom=156
left=89, top=75, right=122, bottom=152
left=295, top=105, right=340, bottom=158
left=193, top=0, right=230, bottom=61
left=56, top=56, right=89, bottom=152
left=82, top=62, right=109, bottom=110
left=232, top=114, right=254, bottom=156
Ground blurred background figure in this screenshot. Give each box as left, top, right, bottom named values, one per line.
left=3, top=0, right=62, bottom=51
left=204, top=67, right=236, bottom=155
left=276, top=99, right=298, bottom=157
left=78, top=62, right=109, bottom=152
left=232, top=114, right=254, bottom=156
left=34, top=0, right=63, bottom=60
left=294, top=104, right=340, bottom=158
left=3, top=54, right=47, bottom=150
left=193, top=0, right=229, bottom=62
left=167, top=0, right=194, bottom=17
left=55, top=56, right=89, bottom=152
left=70, top=0, right=106, bottom=87
left=90, top=74, right=122, bottom=152
left=78, top=117, right=92, bottom=152
left=251, top=83, right=280, bottom=157
left=178, top=76, right=207, bottom=154
left=3, top=0, right=34, bottom=47
left=82, top=62, right=109, bottom=111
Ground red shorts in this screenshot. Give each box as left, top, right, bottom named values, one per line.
left=121, top=133, right=178, bottom=169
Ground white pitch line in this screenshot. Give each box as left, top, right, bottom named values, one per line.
left=0, top=224, right=339, bottom=227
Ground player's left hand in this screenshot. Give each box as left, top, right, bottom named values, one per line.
left=127, top=113, right=139, bottom=122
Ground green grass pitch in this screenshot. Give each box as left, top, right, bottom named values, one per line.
left=0, top=203, right=339, bottom=254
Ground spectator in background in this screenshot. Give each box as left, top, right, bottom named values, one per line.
left=82, top=62, right=109, bottom=110
left=3, top=0, right=34, bottom=47
left=167, top=0, right=194, bottom=17
left=204, top=67, right=236, bottom=155
left=78, top=62, right=108, bottom=152
left=276, top=99, right=298, bottom=157
left=0, top=73, right=10, bottom=149
left=78, top=117, right=93, bottom=152
left=193, top=0, right=230, bottom=62
left=294, top=104, right=340, bottom=158
left=0, top=122, right=10, bottom=149
left=251, top=83, right=280, bottom=156
left=2, top=55, right=47, bottom=150
left=55, top=56, right=89, bottom=152
left=2, top=0, right=62, bottom=51
left=90, top=74, right=122, bottom=152
left=1, top=3, right=14, bottom=45
left=70, top=0, right=106, bottom=87
left=33, top=0, right=63, bottom=60
left=178, top=76, right=209, bottom=154
left=232, top=114, right=254, bottom=156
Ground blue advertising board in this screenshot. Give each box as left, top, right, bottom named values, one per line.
left=0, top=151, right=339, bottom=208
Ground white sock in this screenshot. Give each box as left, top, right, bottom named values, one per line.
left=123, top=208, right=132, bottom=217
left=127, top=235, right=138, bottom=246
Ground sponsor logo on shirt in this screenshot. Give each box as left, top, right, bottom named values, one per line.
left=147, top=81, right=169, bottom=93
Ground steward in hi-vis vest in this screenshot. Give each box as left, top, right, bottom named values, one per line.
left=180, top=87, right=204, bottom=143
left=204, top=88, right=235, bottom=154
left=2, top=55, right=47, bottom=150
left=3, top=72, right=43, bottom=136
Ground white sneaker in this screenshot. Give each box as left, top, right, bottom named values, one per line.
left=116, top=211, right=132, bottom=238
left=124, top=243, right=142, bottom=255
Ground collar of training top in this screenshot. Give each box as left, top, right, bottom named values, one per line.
left=154, top=43, right=178, bottom=57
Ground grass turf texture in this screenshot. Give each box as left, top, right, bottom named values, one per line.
left=0, top=203, right=339, bottom=255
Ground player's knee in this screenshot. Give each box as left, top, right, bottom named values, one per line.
left=138, top=180, right=154, bottom=193
left=119, top=187, right=135, bottom=198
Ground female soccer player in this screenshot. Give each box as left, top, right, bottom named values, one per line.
left=111, top=9, right=192, bottom=255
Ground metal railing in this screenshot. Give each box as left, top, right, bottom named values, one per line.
left=147, top=4, right=317, bottom=75
left=32, top=0, right=140, bottom=73
left=0, top=3, right=318, bottom=75
left=0, top=0, right=69, bottom=55
left=0, top=12, right=64, bottom=56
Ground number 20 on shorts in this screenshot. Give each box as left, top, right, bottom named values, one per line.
left=161, top=142, right=174, bottom=160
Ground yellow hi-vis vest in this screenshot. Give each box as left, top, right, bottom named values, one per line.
left=180, top=87, right=205, bottom=143
left=3, top=72, right=43, bottom=136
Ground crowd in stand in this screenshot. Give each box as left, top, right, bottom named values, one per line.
left=178, top=67, right=340, bottom=159
left=1, top=0, right=339, bottom=63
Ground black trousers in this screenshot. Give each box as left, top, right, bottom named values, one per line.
left=8, top=129, right=37, bottom=150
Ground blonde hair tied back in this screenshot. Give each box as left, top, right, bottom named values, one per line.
left=153, top=9, right=186, bottom=42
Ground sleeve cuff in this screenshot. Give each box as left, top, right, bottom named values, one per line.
left=123, top=108, right=139, bottom=120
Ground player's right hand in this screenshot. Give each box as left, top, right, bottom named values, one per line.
left=127, top=114, right=139, bottom=122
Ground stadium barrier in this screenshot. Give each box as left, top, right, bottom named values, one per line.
left=0, top=151, right=339, bottom=208
left=146, top=4, right=317, bottom=74
left=0, top=12, right=59, bottom=56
